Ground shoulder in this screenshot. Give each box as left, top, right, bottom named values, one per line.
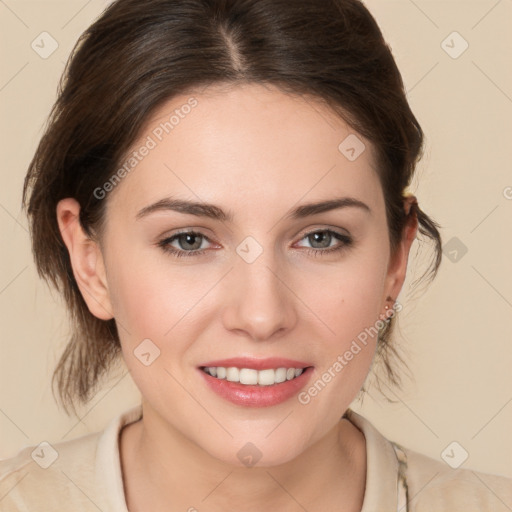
left=0, top=404, right=142, bottom=512
left=400, top=444, right=512, bottom=511
left=0, top=430, right=103, bottom=511
left=346, top=409, right=512, bottom=512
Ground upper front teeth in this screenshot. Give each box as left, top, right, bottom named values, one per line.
left=203, top=367, right=304, bottom=385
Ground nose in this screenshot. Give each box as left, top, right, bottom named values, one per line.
left=221, top=252, right=298, bottom=342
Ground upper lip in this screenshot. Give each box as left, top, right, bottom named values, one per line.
left=199, top=357, right=312, bottom=371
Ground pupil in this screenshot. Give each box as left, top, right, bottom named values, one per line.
left=182, top=233, right=201, bottom=250
left=311, top=231, right=330, bottom=248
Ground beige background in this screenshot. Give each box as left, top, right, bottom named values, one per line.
left=1, top=0, right=511, bottom=482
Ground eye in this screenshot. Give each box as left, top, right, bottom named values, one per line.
left=157, top=230, right=213, bottom=258
left=295, top=229, right=353, bottom=256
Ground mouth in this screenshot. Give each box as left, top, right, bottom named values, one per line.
left=199, top=366, right=311, bottom=386
left=197, top=357, right=314, bottom=407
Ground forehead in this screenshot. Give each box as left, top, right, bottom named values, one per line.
left=106, top=82, right=383, bottom=223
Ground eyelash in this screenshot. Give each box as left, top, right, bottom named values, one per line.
left=157, top=229, right=353, bottom=259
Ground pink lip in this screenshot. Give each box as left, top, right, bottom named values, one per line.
left=199, top=356, right=312, bottom=371
left=197, top=358, right=314, bottom=408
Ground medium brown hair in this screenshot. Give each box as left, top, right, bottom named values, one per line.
left=22, top=0, right=442, bottom=416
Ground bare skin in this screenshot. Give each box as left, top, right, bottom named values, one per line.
left=119, top=405, right=367, bottom=512
left=57, top=82, right=418, bottom=511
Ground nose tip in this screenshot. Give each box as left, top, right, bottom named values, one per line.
left=221, top=260, right=297, bottom=341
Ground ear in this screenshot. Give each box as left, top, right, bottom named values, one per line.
left=381, top=195, right=419, bottom=309
left=56, top=198, right=114, bottom=321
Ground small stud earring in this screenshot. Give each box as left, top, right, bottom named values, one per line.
left=383, top=296, right=394, bottom=315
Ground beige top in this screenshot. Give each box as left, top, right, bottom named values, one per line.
left=1, top=404, right=511, bottom=511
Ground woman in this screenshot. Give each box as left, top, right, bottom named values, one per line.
left=1, top=0, right=510, bottom=510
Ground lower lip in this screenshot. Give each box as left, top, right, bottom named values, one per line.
left=198, top=367, right=314, bottom=407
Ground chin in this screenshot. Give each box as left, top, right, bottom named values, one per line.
left=204, top=435, right=306, bottom=469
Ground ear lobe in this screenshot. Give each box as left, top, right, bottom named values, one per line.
left=56, top=198, right=114, bottom=321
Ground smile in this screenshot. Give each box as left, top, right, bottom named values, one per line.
left=201, top=366, right=305, bottom=386
left=197, top=356, right=314, bottom=407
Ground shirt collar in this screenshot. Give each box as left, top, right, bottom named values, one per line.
left=95, top=403, right=142, bottom=512
left=345, top=408, right=400, bottom=511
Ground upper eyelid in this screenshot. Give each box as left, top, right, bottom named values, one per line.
left=294, top=225, right=350, bottom=239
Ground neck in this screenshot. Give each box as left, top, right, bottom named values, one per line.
left=120, top=404, right=367, bottom=512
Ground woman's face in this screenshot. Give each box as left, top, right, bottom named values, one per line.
left=82, top=82, right=412, bottom=466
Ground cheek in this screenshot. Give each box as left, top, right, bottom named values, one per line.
left=297, top=266, right=384, bottom=416
left=107, top=265, right=169, bottom=339
left=104, top=242, right=197, bottom=339
left=104, top=245, right=217, bottom=388
left=105, top=253, right=200, bottom=402
left=302, top=250, right=388, bottom=344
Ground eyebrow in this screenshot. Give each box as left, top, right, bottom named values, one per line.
left=135, top=196, right=371, bottom=222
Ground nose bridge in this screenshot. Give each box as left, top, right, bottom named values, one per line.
left=222, top=240, right=297, bottom=340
